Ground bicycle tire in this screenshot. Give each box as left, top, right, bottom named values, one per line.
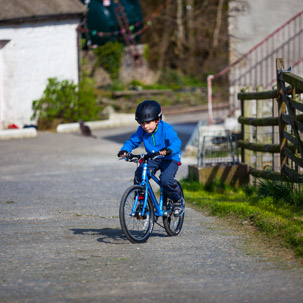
left=163, top=180, right=185, bottom=236
left=119, top=185, right=154, bottom=243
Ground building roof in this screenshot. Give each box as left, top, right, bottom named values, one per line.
left=0, top=0, right=86, bottom=24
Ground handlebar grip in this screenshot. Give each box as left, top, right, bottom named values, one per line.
left=126, top=152, right=134, bottom=159
left=165, top=148, right=172, bottom=156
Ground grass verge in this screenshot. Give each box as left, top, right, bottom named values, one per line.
left=180, top=179, right=303, bottom=258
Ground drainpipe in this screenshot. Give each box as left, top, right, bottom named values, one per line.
left=207, top=75, right=214, bottom=125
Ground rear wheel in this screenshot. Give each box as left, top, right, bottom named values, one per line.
left=163, top=181, right=185, bottom=236
left=119, top=185, right=154, bottom=243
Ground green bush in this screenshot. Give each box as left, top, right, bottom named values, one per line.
left=158, top=69, right=205, bottom=90
left=256, top=178, right=303, bottom=206
left=94, top=41, right=124, bottom=80
left=31, top=77, right=99, bottom=127
left=159, top=69, right=184, bottom=90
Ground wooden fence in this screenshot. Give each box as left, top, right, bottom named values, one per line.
left=237, top=58, right=303, bottom=183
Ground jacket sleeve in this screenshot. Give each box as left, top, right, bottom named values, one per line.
left=165, top=125, right=181, bottom=155
left=120, top=126, right=144, bottom=152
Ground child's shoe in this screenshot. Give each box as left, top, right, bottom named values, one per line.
left=173, top=197, right=185, bottom=217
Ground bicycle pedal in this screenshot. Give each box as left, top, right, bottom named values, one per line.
left=163, top=210, right=172, bottom=216
left=137, top=213, right=147, bottom=220
left=173, top=208, right=185, bottom=217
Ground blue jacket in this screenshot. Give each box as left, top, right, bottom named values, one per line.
left=121, top=120, right=182, bottom=162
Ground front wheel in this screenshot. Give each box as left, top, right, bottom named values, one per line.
left=163, top=181, right=185, bottom=236
left=119, top=185, right=154, bottom=243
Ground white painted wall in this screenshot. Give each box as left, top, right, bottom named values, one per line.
left=226, top=0, right=302, bottom=111
left=0, top=19, right=80, bottom=129
left=0, top=43, right=4, bottom=128
left=229, top=0, right=301, bottom=60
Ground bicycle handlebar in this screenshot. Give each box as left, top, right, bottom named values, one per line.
left=119, top=152, right=161, bottom=162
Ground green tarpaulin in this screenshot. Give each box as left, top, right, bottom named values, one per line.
left=80, top=0, right=143, bottom=46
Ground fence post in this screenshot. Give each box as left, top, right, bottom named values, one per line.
left=272, top=86, right=280, bottom=172
left=256, top=85, right=264, bottom=171
left=276, top=58, right=287, bottom=176
left=240, top=87, right=252, bottom=167
left=240, top=97, right=245, bottom=163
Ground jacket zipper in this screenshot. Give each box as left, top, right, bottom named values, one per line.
left=152, top=125, right=158, bottom=146
left=152, top=134, right=155, bottom=146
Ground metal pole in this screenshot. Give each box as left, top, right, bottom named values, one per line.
left=207, top=75, right=214, bottom=125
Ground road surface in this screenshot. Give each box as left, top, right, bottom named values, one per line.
left=0, top=117, right=302, bottom=303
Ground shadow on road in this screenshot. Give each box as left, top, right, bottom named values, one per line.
left=70, top=228, right=168, bottom=244
left=70, top=228, right=126, bottom=244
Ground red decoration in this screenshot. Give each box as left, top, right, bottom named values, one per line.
left=8, top=124, right=19, bottom=129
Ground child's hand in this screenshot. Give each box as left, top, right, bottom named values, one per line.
left=118, top=150, right=127, bottom=157
left=159, top=149, right=167, bottom=156
left=159, top=148, right=172, bottom=156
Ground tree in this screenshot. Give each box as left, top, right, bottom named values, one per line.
left=140, top=0, right=229, bottom=79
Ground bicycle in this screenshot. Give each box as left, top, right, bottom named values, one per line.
left=119, top=152, right=185, bottom=243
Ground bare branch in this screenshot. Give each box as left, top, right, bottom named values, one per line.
left=213, top=0, right=224, bottom=48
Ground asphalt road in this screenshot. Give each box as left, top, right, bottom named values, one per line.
left=1, top=117, right=303, bottom=303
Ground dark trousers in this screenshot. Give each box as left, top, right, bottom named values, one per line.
left=134, top=159, right=181, bottom=202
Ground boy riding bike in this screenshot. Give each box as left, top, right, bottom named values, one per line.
left=118, top=100, right=185, bottom=216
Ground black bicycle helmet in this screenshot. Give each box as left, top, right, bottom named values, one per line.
left=135, top=100, right=162, bottom=123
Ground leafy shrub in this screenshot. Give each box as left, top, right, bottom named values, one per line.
left=108, top=79, right=126, bottom=91
left=31, top=77, right=99, bottom=128
left=158, top=69, right=205, bottom=90
left=159, top=69, right=184, bottom=90
left=94, top=41, right=124, bottom=80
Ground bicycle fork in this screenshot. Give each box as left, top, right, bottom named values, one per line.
left=130, top=191, right=147, bottom=219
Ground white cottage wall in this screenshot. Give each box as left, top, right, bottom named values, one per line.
left=0, top=19, right=80, bottom=129
left=0, top=43, right=4, bottom=127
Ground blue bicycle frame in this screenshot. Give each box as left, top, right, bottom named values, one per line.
left=120, top=152, right=184, bottom=243
left=130, top=159, right=166, bottom=218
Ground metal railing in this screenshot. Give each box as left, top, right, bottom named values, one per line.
left=208, top=10, right=303, bottom=125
